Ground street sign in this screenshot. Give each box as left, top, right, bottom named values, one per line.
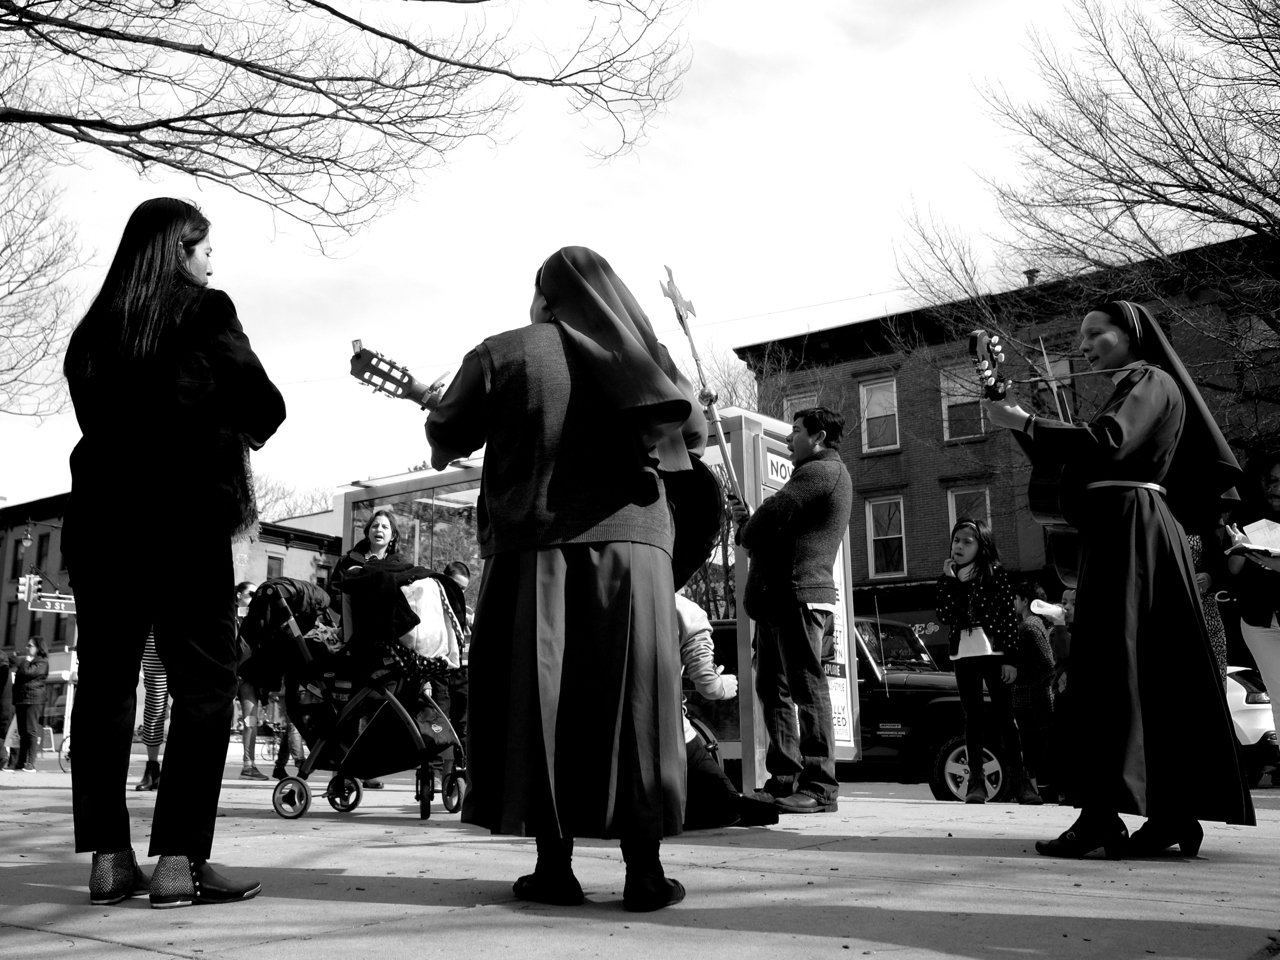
left=28, top=593, right=75, bottom=614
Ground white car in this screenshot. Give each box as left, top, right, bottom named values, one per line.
left=1226, top=666, right=1279, bottom=788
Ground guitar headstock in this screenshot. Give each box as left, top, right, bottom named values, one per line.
left=349, top=345, right=444, bottom=409
left=968, top=329, right=1010, bottom=401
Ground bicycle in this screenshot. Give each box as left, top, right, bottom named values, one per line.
left=58, top=735, right=71, bottom=773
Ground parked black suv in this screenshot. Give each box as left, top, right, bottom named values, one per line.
left=684, top=617, right=1010, bottom=801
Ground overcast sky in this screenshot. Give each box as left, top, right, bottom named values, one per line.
left=0, top=0, right=1074, bottom=508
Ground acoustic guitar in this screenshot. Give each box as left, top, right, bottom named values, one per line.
left=969, top=330, right=1081, bottom=587
left=347, top=343, right=725, bottom=590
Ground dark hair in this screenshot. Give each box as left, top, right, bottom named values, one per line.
left=65, top=198, right=211, bottom=378
left=443, top=560, right=471, bottom=581
left=27, top=635, right=47, bottom=657
left=235, top=581, right=256, bottom=599
left=1013, top=580, right=1047, bottom=605
left=793, top=406, right=845, bottom=450
left=950, top=517, right=1002, bottom=582
left=363, top=509, right=401, bottom=556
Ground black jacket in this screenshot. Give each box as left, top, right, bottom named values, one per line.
left=934, top=568, right=1019, bottom=661
left=13, top=655, right=48, bottom=707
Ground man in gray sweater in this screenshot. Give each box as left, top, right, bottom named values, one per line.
left=729, top=406, right=853, bottom=813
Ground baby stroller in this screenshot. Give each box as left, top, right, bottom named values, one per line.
left=238, top=577, right=466, bottom=820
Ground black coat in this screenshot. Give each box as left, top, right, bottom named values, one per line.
left=13, top=655, right=48, bottom=707
left=62, top=288, right=285, bottom=568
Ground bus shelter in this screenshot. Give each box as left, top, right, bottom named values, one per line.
left=337, top=406, right=861, bottom=793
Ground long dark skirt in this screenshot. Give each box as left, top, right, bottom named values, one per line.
left=1069, top=488, right=1253, bottom=824
left=461, top=542, right=686, bottom=841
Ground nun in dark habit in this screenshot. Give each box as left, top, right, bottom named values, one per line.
left=985, top=300, right=1254, bottom=858
left=425, top=246, right=707, bottom=911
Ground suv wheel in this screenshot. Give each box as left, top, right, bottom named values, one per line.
left=928, top=735, right=1007, bottom=802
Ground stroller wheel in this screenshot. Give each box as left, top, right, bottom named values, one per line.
left=442, top=772, right=466, bottom=813
left=272, top=777, right=311, bottom=819
left=326, top=775, right=363, bottom=813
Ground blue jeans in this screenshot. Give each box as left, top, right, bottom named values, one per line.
left=754, top=604, right=838, bottom=801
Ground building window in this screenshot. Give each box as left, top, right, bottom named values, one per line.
left=9, top=539, right=22, bottom=580
left=35, top=533, right=50, bottom=571
left=52, top=613, right=71, bottom=648
left=940, top=366, right=983, bottom=440
left=948, top=487, right=992, bottom=531
left=866, top=496, right=906, bottom=577
left=266, top=556, right=284, bottom=580
left=4, top=602, right=17, bottom=647
left=28, top=610, right=42, bottom=642
left=860, top=379, right=899, bottom=452
left=784, top=391, right=817, bottom=422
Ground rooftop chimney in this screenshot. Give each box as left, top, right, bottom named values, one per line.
left=1023, top=268, right=1041, bottom=287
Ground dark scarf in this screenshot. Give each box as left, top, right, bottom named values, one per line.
left=1099, top=300, right=1242, bottom=526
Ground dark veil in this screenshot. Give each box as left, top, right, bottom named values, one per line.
left=535, top=246, right=703, bottom=475
left=1101, top=300, right=1242, bottom=524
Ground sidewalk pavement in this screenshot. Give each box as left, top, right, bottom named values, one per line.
left=3, top=758, right=1280, bottom=960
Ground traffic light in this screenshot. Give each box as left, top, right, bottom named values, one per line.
left=15, top=577, right=27, bottom=602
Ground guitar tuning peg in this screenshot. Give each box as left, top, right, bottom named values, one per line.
left=991, top=335, right=1000, bottom=345
left=997, top=351, right=1006, bottom=362
left=979, top=360, right=989, bottom=370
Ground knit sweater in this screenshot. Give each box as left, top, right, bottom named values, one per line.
left=934, top=568, right=1018, bottom=661
left=738, top=447, right=853, bottom=618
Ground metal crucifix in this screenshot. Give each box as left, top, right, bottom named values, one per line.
left=661, top=266, right=745, bottom=503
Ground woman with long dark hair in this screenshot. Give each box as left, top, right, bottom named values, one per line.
left=934, top=519, right=1037, bottom=805
left=62, top=198, right=285, bottom=907
left=985, top=300, right=1253, bottom=858
left=13, top=636, right=49, bottom=772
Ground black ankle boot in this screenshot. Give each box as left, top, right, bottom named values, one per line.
left=89, top=850, right=151, bottom=905
left=150, top=856, right=261, bottom=908
left=135, top=760, right=160, bottom=791
left=621, top=837, right=684, bottom=912
left=513, top=835, right=584, bottom=905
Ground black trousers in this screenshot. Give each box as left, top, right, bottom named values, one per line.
left=430, top=668, right=468, bottom=774
left=953, top=655, right=1025, bottom=782
left=16, top=703, right=42, bottom=766
left=754, top=604, right=838, bottom=801
left=70, top=517, right=237, bottom=860
left=684, top=734, right=739, bottom=829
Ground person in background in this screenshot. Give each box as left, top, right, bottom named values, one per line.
left=62, top=197, right=283, bottom=907
left=134, top=631, right=167, bottom=791
left=13, top=636, right=49, bottom=772
left=233, top=581, right=268, bottom=781
left=934, top=519, right=1037, bottom=805
left=1226, top=453, right=1280, bottom=737
left=728, top=406, right=852, bottom=815
left=1012, top=582, right=1058, bottom=804
left=1, top=652, right=15, bottom=771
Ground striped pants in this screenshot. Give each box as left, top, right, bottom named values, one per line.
left=140, top=632, right=169, bottom=746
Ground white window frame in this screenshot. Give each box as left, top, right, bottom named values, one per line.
left=859, top=378, right=899, bottom=452
left=865, top=496, right=907, bottom=579
left=940, top=365, right=984, bottom=441
left=947, top=487, right=992, bottom=531
left=784, top=391, right=817, bottom=423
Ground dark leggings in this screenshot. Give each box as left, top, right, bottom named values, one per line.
left=954, top=655, right=1025, bottom=780
left=16, top=703, right=42, bottom=767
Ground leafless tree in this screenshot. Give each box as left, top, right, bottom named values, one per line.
left=0, top=130, right=78, bottom=418
left=0, top=0, right=690, bottom=236
left=255, top=473, right=334, bottom=522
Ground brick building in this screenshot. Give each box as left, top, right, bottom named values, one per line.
left=735, top=237, right=1280, bottom=663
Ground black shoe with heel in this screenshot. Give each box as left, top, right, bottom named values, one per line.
left=1129, top=818, right=1203, bottom=856
left=1035, top=814, right=1129, bottom=859
left=134, top=760, right=160, bottom=791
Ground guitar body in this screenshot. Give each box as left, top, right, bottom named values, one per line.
left=973, top=331, right=1082, bottom=588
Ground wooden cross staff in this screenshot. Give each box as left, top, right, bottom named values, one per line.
left=661, top=266, right=745, bottom=503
